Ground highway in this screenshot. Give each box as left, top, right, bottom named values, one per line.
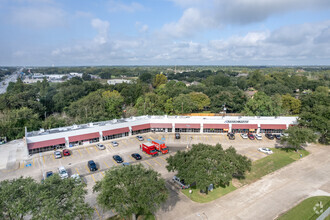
left=0, top=67, right=22, bottom=94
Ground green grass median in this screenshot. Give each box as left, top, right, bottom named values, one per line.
left=277, top=196, right=330, bottom=220
left=182, top=148, right=309, bottom=203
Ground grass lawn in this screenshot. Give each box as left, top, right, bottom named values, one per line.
left=182, top=182, right=237, bottom=203
left=239, top=148, right=309, bottom=185
left=182, top=148, right=309, bottom=203
left=277, top=196, right=330, bottom=220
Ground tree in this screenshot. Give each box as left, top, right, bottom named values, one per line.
left=102, top=90, right=124, bottom=119
left=93, top=164, right=168, bottom=219
left=281, top=126, right=317, bottom=149
left=0, top=177, right=38, bottom=220
left=243, top=92, right=282, bottom=116
left=281, top=94, right=301, bottom=115
left=172, top=94, right=197, bottom=114
left=189, top=92, right=210, bottom=111
left=152, top=74, right=167, bottom=88
left=82, top=72, right=92, bottom=81
left=139, top=72, right=153, bottom=83
left=166, top=144, right=251, bottom=193
left=34, top=174, right=93, bottom=219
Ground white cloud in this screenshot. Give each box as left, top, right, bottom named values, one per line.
left=108, top=0, right=145, bottom=13
left=91, top=18, right=110, bottom=45
left=135, top=22, right=149, bottom=33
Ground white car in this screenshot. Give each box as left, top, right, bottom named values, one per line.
left=255, top=134, right=262, bottom=140
left=258, top=148, right=273, bottom=155
left=111, top=141, right=119, bottom=147
left=96, top=143, right=105, bottom=150
left=54, top=151, right=62, bottom=159
left=71, top=174, right=82, bottom=183
left=58, top=166, right=69, bottom=179
left=241, top=133, right=248, bottom=139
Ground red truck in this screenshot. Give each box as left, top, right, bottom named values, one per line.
left=152, top=139, right=169, bottom=154
left=140, top=142, right=158, bottom=156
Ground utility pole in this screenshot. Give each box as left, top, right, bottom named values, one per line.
left=182, top=102, right=183, bottom=114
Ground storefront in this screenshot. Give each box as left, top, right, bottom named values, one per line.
left=203, top=124, right=229, bottom=133
left=175, top=123, right=200, bottom=133
left=150, top=123, right=172, bottom=132
left=102, top=127, right=129, bottom=140
left=260, top=124, right=287, bottom=134
left=232, top=124, right=258, bottom=133
left=68, top=132, right=100, bottom=146
left=28, top=138, right=66, bottom=154
left=132, top=124, right=151, bottom=135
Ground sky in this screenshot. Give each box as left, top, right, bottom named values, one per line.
left=1, top=0, right=330, bottom=66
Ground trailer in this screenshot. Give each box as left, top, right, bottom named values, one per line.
left=140, top=142, right=158, bottom=156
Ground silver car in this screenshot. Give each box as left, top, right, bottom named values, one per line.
left=258, top=148, right=273, bottom=155
left=111, top=141, right=119, bottom=147
left=58, top=166, right=69, bottom=179
left=96, top=143, right=105, bottom=150
left=54, top=151, right=62, bottom=159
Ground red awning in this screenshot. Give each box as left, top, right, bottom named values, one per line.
left=28, top=138, right=66, bottom=150
left=131, top=124, right=151, bottom=131
left=260, top=124, right=286, bottom=129
left=102, top=127, right=129, bottom=136
left=203, top=124, right=229, bottom=129
left=232, top=124, right=258, bottom=129
left=69, top=132, right=100, bottom=142
left=150, top=123, right=172, bottom=128
left=175, top=123, right=200, bottom=129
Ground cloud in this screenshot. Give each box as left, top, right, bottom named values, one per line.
left=7, top=0, right=66, bottom=28
left=91, top=18, right=110, bottom=44
left=108, top=0, right=145, bottom=13
left=162, top=0, right=330, bottom=38
left=135, top=22, right=149, bottom=33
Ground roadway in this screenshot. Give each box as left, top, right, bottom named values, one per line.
left=0, top=67, right=21, bottom=94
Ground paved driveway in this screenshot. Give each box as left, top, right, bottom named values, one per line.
left=156, top=144, right=330, bottom=220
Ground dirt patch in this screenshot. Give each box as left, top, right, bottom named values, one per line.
left=232, top=178, right=243, bottom=188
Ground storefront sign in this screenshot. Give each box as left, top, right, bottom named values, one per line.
left=225, top=120, right=249, bottom=123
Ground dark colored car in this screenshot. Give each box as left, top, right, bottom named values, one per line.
left=131, top=153, right=142, bottom=160
left=265, top=133, right=274, bottom=140
left=46, top=171, right=53, bottom=178
left=172, top=176, right=190, bottom=189
left=274, top=134, right=281, bottom=140
left=63, top=149, right=70, bottom=156
left=227, top=133, right=235, bottom=140
left=175, top=133, right=180, bottom=139
left=113, top=155, right=123, bottom=163
left=87, top=160, right=97, bottom=171
left=248, top=133, right=255, bottom=140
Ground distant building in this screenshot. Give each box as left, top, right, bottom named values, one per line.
left=69, top=72, right=83, bottom=78
left=107, top=79, right=132, bottom=85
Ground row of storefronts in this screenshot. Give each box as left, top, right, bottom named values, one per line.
left=26, top=116, right=296, bottom=154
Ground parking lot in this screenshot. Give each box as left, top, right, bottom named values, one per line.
left=0, top=132, right=283, bottom=219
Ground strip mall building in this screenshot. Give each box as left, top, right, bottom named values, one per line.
left=25, top=115, right=297, bottom=154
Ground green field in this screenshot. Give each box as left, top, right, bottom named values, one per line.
left=277, top=196, right=330, bottom=220
left=182, top=148, right=309, bottom=203
left=240, top=148, right=309, bottom=185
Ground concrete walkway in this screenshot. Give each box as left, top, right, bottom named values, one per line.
left=157, top=144, right=330, bottom=220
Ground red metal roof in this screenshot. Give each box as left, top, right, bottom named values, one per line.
left=102, top=127, right=129, bottom=136
left=260, top=124, right=286, bottom=129
left=232, top=124, right=258, bottom=129
left=150, top=123, right=172, bottom=128
left=131, top=123, right=151, bottom=131
left=28, top=138, right=66, bottom=150
left=203, top=124, right=229, bottom=129
left=68, top=132, right=100, bottom=143
left=175, top=123, right=200, bottom=129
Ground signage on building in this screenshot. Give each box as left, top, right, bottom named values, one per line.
left=225, top=120, right=249, bottom=123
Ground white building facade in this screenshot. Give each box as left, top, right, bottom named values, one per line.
left=25, top=115, right=297, bottom=154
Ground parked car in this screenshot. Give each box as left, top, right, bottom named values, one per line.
left=96, top=143, right=105, bottom=150
left=172, top=176, right=190, bottom=189
left=240, top=133, right=248, bottom=139
left=58, top=166, right=69, bottom=179
left=274, top=134, right=281, bottom=140
left=111, top=141, right=119, bottom=147
left=227, top=133, right=235, bottom=140
left=255, top=134, right=262, bottom=140
left=265, top=133, right=274, bottom=140
left=175, top=133, right=181, bottom=139
left=131, top=153, right=142, bottom=160
left=122, top=162, right=130, bottom=166
left=71, top=174, right=82, bottom=183
left=54, top=151, right=62, bottom=159
left=136, top=136, right=144, bottom=141
left=63, top=149, right=70, bottom=156
left=258, top=148, right=273, bottom=155
left=113, top=155, right=123, bottom=163
left=248, top=133, right=255, bottom=140
left=87, top=160, right=98, bottom=171
left=45, top=171, right=53, bottom=178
